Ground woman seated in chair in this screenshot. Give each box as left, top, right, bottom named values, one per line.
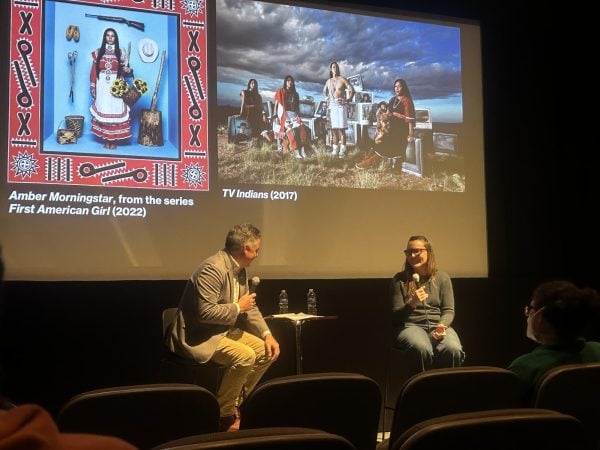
left=391, top=235, right=465, bottom=378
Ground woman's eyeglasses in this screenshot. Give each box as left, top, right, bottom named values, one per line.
left=404, top=248, right=427, bottom=257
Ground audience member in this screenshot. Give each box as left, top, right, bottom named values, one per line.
left=508, top=280, right=600, bottom=401
left=165, top=224, right=280, bottom=432
left=391, top=235, right=465, bottom=378
left=0, top=404, right=137, bottom=449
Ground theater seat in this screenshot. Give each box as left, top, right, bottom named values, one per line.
left=533, top=362, right=600, bottom=449
left=57, top=383, right=219, bottom=449
left=240, top=372, right=381, bottom=450
left=390, top=408, right=586, bottom=450
left=152, top=427, right=356, bottom=450
left=381, top=366, right=523, bottom=449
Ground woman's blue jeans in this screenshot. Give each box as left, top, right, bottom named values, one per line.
left=395, top=323, right=465, bottom=378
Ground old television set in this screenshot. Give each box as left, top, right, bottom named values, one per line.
left=364, top=124, right=376, bottom=140
left=346, top=102, right=358, bottom=122
left=402, top=138, right=424, bottom=177
left=414, top=108, right=432, bottom=130
left=433, top=132, right=458, bottom=154
left=358, top=103, right=375, bottom=125
left=360, top=124, right=377, bottom=149
left=301, top=117, right=326, bottom=142
left=262, top=101, right=274, bottom=119
left=227, top=115, right=253, bottom=143
left=314, top=100, right=327, bottom=118
left=298, top=99, right=315, bottom=118
left=355, top=91, right=373, bottom=103
left=347, top=74, right=364, bottom=91
left=326, top=122, right=358, bottom=146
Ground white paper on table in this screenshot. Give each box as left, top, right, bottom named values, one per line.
left=269, top=312, right=322, bottom=320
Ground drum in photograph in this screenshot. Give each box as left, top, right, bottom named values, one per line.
left=138, top=109, right=163, bottom=146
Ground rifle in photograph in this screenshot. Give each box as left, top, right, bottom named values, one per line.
left=85, top=14, right=145, bottom=31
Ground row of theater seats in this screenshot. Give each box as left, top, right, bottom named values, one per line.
left=53, top=363, right=600, bottom=450
left=56, top=374, right=379, bottom=450
left=380, top=363, right=600, bottom=449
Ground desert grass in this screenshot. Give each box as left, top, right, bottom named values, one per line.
left=217, top=133, right=465, bottom=192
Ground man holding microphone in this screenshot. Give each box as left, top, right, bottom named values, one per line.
left=165, top=224, right=280, bottom=431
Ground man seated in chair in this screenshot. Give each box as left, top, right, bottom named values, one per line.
left=166, top=224, right=280, bottom=432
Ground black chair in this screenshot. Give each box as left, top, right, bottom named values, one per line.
left=239, top=372, right=381, bottom=450
left=381, top=366, right=523, bottom=449
left=159, top=307, right=226, bottom=393
left=390, top=408, right=587, bottom=450
left=57, top=383, right=220, bottom=449
left=381, top=342, right=466, bottom=433
left=152, top=427, right=357, bottom=450
left=533, top=362, right=600, bottom=449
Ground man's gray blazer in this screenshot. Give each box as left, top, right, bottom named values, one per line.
left=166, top=249, right=270, bottom=362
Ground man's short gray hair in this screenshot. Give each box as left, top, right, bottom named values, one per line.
left=225, top=223, right=261, bottom=252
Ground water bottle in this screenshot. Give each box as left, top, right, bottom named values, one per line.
left=307, top=288, right=317, bottom=315
left=278, top=290, right=289, bottom=314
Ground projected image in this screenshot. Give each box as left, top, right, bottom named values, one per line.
left=7, top=0, right=208, bottom=191
left=216, top=0, right=466, bottom=191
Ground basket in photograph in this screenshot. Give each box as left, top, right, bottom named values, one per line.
left=122, top=87, right=142, bottom=107
left=64, top=115, right=84, bottom=137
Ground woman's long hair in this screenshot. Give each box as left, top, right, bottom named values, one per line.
left=281, top=75, right=299, bottom=112
left=394, top=78, right=413, bottom=101
left=282, top=75, right=297, bottom=93
left=95, top=28, right=123, bottom=81
left=244, top=78, right=261, bottom=103
left=329, top=62, right=340, bottom=79
left=246, top=78, right=259, bottom=91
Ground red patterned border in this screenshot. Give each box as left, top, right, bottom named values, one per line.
left=7, top=0, right=209, bottom=191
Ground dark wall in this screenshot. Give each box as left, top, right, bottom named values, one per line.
left=1, top=0, right=596, bottom=419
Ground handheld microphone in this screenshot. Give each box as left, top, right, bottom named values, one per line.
left=413, top=273, right=430, bottom=326
left=249, top=276, right=261, bottom=294
left=412, top=273, right=420, bottom=287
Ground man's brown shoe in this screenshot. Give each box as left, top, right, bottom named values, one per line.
left=228, top=417, right=240, bottom=432
left=218, top=415, right=240, bottom=432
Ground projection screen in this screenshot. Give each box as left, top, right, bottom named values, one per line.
left=0, top=0, right=487, bottom=280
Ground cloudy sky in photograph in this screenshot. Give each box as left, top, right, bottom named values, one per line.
left=216, top=0, right=463, bottom=122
